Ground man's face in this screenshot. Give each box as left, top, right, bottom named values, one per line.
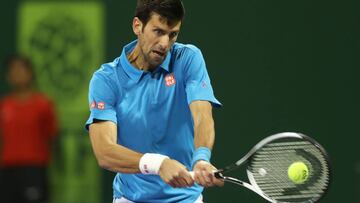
left=134, top=13, right=181, bottom=68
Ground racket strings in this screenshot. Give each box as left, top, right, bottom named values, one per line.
left=248, top=140, right=330, bottom=203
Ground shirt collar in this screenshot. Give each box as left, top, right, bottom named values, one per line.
left=119, top=40, right=171, bottom=82
left=160, top=49, right=171, bottom=72
left=119, top=40, right=143, bottom=82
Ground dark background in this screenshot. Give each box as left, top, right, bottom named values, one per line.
left=1, top=0, right=359, bottom=202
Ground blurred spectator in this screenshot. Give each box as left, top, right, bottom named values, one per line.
left=0, top=55, right=58, bottom=203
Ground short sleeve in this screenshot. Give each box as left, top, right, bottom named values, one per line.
left=184, top=46, right=221, bottom=107
left=85, top=71, right=118, bottom=130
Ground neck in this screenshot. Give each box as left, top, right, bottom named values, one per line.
left=127, top=44, right=153, bottom=71
left=13, top=87, right=33, bottom=100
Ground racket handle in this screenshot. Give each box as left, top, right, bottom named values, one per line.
left=189, top=170, right=217, bottom=180
left=189, top=171, right=195, bottom=180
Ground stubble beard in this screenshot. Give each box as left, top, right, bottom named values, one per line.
left=142, top=48, right=163, bottom=69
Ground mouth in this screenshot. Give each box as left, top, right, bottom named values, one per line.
left=152, top=50, right=165, bottom=57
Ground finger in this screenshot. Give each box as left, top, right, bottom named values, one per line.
left=194, top=168, right=212, bottom=187
left=202, top=170, right=212, bottom=183
left=168, top=172, right=182, bottom=188
left=193, top=170, right=201, bottom=183
left=182, top=172, right=194, bottom=187
left=207, top=170, right=218, bottom=187
left=173, top=176, right=185, bottom=188
left=195, top=170, right=207, bottom=187
left=202, top=170, right=213, bottom=187
left=178, top=170, right=194, bottom=187
left=211, top=171, right=224, bottom=187
left=214, top=178, right=225, bottom=187
left=175, top=176, right=189, bottom=187
left=204, top=165, right=220, bottom=186
left=177, top=170, right=192, bottom=187
left=167, top=179, right=176, bottom=188
left=197, top=170, right=210, bottom=187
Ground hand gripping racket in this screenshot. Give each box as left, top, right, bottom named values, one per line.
left=192, top=132, right=332, bottom=203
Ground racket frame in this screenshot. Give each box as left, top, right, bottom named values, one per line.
left=214, top=132, right=332, bottom=203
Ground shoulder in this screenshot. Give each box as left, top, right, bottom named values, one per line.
left=89, top=58, right=121, bottom=95
left=33, top=92, right=50, bottom=101
left=91, top=58, right=120, bottom=87
left=0, top=95, right=14, bottom=107
left=93, top=59, right=119, bottom=80
left=0, top=97, right=6, bottom=109
left=0, top=95, right=11, bottom=104
left=171, top=43, right=203, bottom=60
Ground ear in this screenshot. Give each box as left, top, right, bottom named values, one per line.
left=132, top=17, right=143, bottom=36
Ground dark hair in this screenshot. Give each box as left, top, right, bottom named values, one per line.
left=4, top=54, right=34, bottom=77
left=5, top=54, right=36, bottom=83
left=135, top=0, right=185, bottom=27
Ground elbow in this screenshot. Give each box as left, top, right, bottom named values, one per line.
left=96, top=155, right=110, bottom=169
left=94, top=149, right=113, bottom=170
left=100, top=162, right=114, bottom=171
left=96, top=157, right=110, bottom=169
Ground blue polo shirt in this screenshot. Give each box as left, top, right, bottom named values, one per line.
left=86, top=40, right=221, bottom=202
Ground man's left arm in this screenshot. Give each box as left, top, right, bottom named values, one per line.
left=190, top=100, right=223, bottom=187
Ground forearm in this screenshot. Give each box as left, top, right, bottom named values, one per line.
left=190, top=102, right=224, bottom=187
left=193, top=116, right=215, bottom=150
left=89, top=122, right=142, bottom=173
left=190, top=101, right=216, bottom=169
left=96, top=143, right=142, bottom=173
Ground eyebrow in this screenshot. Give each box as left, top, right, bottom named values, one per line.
left=153, top=26, right=179, bottom=33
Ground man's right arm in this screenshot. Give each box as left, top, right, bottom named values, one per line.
left=89, top=121, right=142, bottom=173
left=89, top=120, right=194, bottom=187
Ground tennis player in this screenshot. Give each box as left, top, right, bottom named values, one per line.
left=86, top=0, right=223, bottom=202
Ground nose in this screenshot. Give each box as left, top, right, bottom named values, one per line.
left=158, top=35, right=170, bottom=50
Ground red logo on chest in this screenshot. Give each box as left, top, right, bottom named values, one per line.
left=165, top=73, right=176, bottom=87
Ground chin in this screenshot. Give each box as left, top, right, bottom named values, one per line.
left=149, top=63, right=161, bottom=69
left=150, top=59, right=164, bottom=67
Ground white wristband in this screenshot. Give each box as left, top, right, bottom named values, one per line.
left=139, top=153, right=169, bottom=175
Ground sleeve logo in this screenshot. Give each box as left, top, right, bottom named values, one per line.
left=202, top=80, right=207, bottom=88
left=165, top=73, right=176, bottom=87
left=97, top=102, right=105, bottom=110
left=90, top=101, right=96, bottom=109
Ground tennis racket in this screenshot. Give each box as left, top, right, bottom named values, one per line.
left=191, top=132, right=331, bottom=203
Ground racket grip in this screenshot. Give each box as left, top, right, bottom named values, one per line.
left=189, top=171, right=195, bottom=180
left=189, top=170, right=217, bottom=180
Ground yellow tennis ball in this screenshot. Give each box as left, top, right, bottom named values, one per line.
left=288, top=162, right=309, bottom=184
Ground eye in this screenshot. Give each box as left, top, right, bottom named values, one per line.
left=169, top=32, right=178, bottom=39
left=154, top=29, right=164, bottom=36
